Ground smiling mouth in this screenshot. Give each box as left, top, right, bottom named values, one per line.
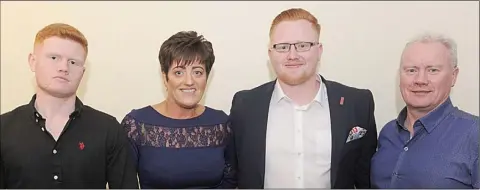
left=412, top=91, right=432, bottom=94
left=181, top=89, right=196, bottom=93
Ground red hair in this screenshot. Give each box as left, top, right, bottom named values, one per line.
left=269, top=8, right=321, bottom=37
left=34, top=23, right=88, bottom=55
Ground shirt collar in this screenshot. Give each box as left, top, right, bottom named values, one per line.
left=396, top=97, right=454, bottom=134
left=272, top=74, right=327, bottom=107
left=29, top=94, right=84, bottom=120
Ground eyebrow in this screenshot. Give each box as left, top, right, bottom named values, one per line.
left=276, top=41, right=309, bottom=44
left=172, top=65, right=205, bottom=70
left=192, top=66, right=205, bottom=70
left=45, top=52, right=61, bottom=57
left=402, top=64, right=444, bottom=69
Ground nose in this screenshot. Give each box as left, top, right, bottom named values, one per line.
left=287, top=45, right=300, bottom=60
left=413, top=69, right=429, bottom=85
left=57, top=60, right=70, bottom=74
left=184, top=73, right=194, bottom=86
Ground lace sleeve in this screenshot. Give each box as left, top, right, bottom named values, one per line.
left=120, top=115, right=141, bottom=166
left=220, top=121, right=237, bottom=188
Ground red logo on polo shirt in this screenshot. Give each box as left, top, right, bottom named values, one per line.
left=79, top=142, right=85, bottom=150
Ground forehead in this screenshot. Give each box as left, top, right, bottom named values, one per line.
left=270, top=20, right=318, bottom=43
left=401, top=42, right=450, bottom=67
left=36, top=36, right=86, bottom=60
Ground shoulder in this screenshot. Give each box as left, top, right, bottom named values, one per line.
left=450, top=108, right=479, bottom=128
left=1, top=104, right=30, bottom=130
left=125, top=105, right=156, bottom=119
left=378, top=119, right=398, bottom=138
left=448, top=108, right=479, bottom=161
left=447, top=108, right=479, bottom=142
left=81, top=105, right=121, bottom=126
left=74, top=105, right=125, bottom=138
left=120, top=105, right=161, bottom=125
left=326, top=80, right=374, bottom=100
left=81, top=106, right=132, bottom=145
left=204, top=106, right=228, bottom=118
left=1, top=104, right=30, bottom=120
left=325, top=80, right=375, bottom=115
left=203, top=106, right=229, bottom=123
left=450, top=108, right=479, bottom=144
left=232, top=81, right=275, bottom=102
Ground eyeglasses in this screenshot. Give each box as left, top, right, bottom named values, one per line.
left=271, top=42, right=320, bottom=53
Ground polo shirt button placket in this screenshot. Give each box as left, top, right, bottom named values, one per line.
left=52, top=145, right=61, bottom=185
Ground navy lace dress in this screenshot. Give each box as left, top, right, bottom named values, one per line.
left=121, top=106, right=236, bottom=189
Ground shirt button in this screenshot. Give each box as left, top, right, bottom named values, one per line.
left=53, top=149, right=57, bottom=154
left=53, top=175, right=58, bottom=180
left=404, top=147, right=409, bottom=151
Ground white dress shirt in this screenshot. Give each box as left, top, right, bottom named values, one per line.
left=264, top=75, right=332, bottom=188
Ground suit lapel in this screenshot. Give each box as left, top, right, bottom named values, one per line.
left=324, top=79, right=351, bottom=187
left=249, top=81, right=275, bottom=187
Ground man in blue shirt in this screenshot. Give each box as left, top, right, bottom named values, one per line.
left=371, top=33, right=479, bottom=189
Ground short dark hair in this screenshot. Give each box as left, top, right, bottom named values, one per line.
left=158, top=31, right=215, bottom=80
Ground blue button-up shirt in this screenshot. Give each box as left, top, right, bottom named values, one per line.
left=371, top=98, right=479, bottom=189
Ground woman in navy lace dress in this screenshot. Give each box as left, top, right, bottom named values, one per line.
left=121, top=31, right=236, bottom=189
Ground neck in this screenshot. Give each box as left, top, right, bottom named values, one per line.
left=278, top=75, right=320, bottom=106
left=404, top=108, right=427, bottom=132
left=164, top=99, right=198, bottom=119
left=404, top=96, right=449, bottom=132
left=35, top=90, right=76, bottom=119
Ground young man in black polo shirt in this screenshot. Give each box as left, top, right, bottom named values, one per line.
left=0, top=23, right=139, bottom=189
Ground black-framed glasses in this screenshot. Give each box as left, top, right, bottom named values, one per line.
left=272, top=42, right=320, bottom=53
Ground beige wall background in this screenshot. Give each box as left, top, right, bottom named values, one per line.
left=1, top=1, right=478, bottom=131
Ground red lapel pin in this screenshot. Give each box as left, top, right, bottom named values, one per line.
left=79, top=142, right=85, bottom=150
left=340, top=97, right=344, bottom=105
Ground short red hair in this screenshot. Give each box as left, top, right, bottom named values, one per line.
left=34, top=23, right=88, bottom=55
left=269, top=8, right=321, bottom=37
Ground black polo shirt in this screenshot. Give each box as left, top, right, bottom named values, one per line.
left=0, top=95, right=139, bottom=189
